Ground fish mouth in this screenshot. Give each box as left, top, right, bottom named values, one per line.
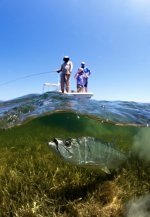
left=48, top=138, right=71, bottom=151
left=48, top=138, right=59, bottom=151
left=48, top=138, right=73, bottom=155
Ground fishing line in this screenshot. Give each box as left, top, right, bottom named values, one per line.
left=0, top=71, right=57, bottom=87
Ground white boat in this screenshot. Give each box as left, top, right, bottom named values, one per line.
left=42, top=82, right=93, bottom=99
left=62, top=92, right=93, bottom=98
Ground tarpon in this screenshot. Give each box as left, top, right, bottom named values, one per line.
left=48, top=137, right=127, bottom=174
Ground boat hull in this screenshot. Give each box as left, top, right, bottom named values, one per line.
left=46, top=91, right=93, bottom=99
left=63, top=92, right=93, bottom=99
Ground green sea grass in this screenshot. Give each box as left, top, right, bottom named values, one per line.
left=0, top=113, right=150, bottom=216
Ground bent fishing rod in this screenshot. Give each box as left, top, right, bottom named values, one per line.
left=0, top=71, right=57, bottom=87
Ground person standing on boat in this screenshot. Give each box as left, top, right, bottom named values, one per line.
left=80, top=62, right=91, bottom=92
left=57, top=56, right=73, bottom=93
left=74, top=68, right=85, bottom=92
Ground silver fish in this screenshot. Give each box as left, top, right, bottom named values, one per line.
left=48, top=137, right=127, bottom=174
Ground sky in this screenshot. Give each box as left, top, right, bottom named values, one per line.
left=0, top=0, right=150, bottom=102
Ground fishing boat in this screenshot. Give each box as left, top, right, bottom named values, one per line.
left=42, top=82, right=93, bottom=99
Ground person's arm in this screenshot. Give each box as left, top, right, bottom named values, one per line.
left=74, top=69, right=80, bottom=78
left=66, top=61, right=73, bottom=75
left=88, top=68, right=91, bottom=76
left=69, top=61, right=73, bottom=73
left=56, top=64, right=62, bottom=73
left=56, top=68, right=61, bottom=73
left=74, top=72, right=78, bottom=78
left=84, top=67, right=91, bottom=77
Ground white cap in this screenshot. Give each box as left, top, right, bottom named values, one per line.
left=81, top=62, right=85, bottom=65
left=63, top=56, right=70, bottom=61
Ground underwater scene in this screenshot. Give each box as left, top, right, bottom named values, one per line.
left=0, top=92, right=150, bottom=217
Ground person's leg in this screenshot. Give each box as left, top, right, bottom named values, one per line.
left=77, top=84, right=83, bottom=92
left=60, top=74, right=65, bottom=93
left=84, top=78, right=88, bottom=92
left=84, top=87, right=87, bottom=92
left=65, top=75, right=70, bottom=92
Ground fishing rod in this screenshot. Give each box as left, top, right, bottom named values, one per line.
left=0, top=71, right=57, bottom=87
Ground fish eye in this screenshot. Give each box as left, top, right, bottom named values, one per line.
left=65, top=140, right=71, bottom=147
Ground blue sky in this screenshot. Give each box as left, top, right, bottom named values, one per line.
left=0, top=0, right=150, bottom=102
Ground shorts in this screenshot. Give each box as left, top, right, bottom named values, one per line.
left=77, top=84, right=84, bottom=92
left=84, top=78, right=88, bottom=87
left=77, top=84, right=83, bottom=89
left=61, top=73, right=70, bottom=82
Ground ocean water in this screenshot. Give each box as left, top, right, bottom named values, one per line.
left=1, top=92, right=150, bottom=216
left=0, top=92, right=150, bottom=154
left=0, top=92, right=150, bottom=128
